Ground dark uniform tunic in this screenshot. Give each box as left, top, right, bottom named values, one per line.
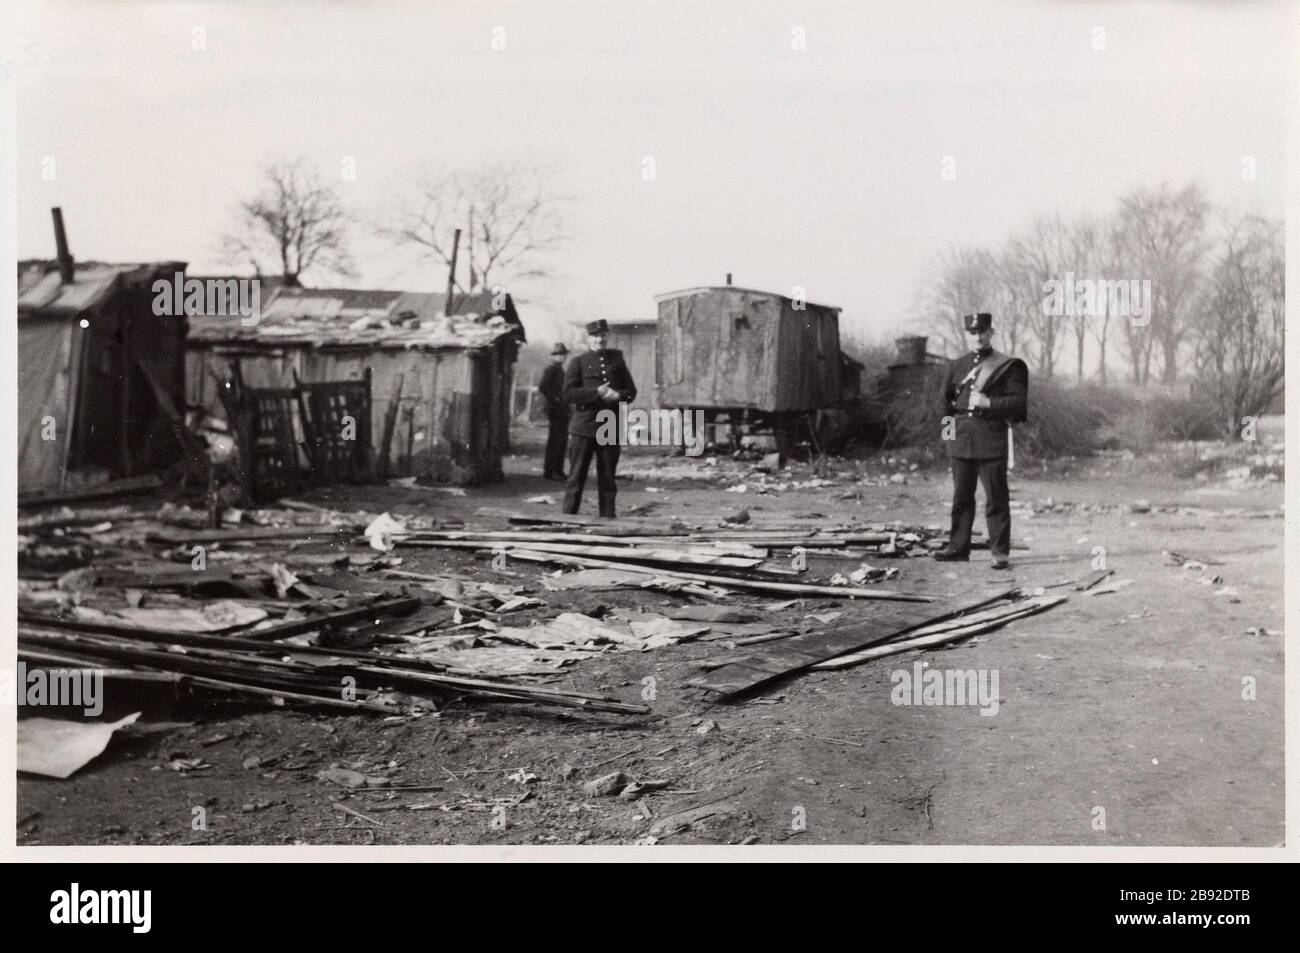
left=562, top=348, right=637, bottom=517
left=940, top=348, right=1029, bottom=557
left=538, top=362, right=569, bottom=479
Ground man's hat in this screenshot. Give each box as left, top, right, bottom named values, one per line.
left=963, top=312, right=993, bottom=333
left=551, top=342, right=569, bottom=356
left=585, top=319, right=610, bottom=335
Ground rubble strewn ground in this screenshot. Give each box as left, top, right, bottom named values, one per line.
left=15, top=424, right=1284, bottom=846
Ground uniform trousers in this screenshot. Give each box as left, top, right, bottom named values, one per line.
left=563, top=436, right=621, bottom=517
left=948, top=456, right=1011, bottom=557
left=544, top=415, right=569, bottom=477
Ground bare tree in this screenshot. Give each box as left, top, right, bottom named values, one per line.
left=911, top=180, right=1217, bottom=386
left=219, top=158, right=354, bottom=287
left=1004, top=214, right=1072, bottom=379
left=1113, top=182, right=1210, bottom=385
left=916, top=244, right=1001, bottom=356
left=1193, top=214, right=1284, bottom=437
left=381, top=160, right=569, bottom=296
left=1065, top=216, right=1103, bottom=381
left=1087, top=216, right=1131, bottom=385
left=989, top=246, right=1030, bottom=359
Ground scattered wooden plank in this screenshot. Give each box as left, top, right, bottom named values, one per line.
left=811, top=595, right=1068, bottom=670
left=276, top=499, right=333, bottom=512
left=93, top=566, right=251, bottom=590
left=19, top=474, right=162, bottom=509
left=147, top=524, right=355, bottom=545
left=488, top=510, right=597, bottom=526
left=502, top=548, right=934, bottom=602
left=668, top=606, right=762, bottom=623
left=18, top=647, right=184, bottom=684
left=1073, top=568, right=1114, bottom=592
left=688, top=588, right=1019, bottom=698
left=396, top=537, right=764, bottom=569
left=683, top=533, right=894, bottom=547
left=20, top=595, right=420, bottom=644
left=727, top=630, right=803, bottom=646
left=394, top=529, right=767, bottom=557
left=18, top=507, right=153, bottom=533
left=479, top=509, right=685, bottom=535
left=191, top=594, right=422, bottom=642
left=20, top=624, right=649, bottom=715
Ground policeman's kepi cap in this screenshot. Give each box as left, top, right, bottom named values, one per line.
left=963, top=312, right=993, bottom=333
left=551, top=342, right=569, bottom=355
left=585, top=319, right=610, bottom=335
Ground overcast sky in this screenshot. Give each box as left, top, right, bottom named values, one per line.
left=13, top=1, right=1291, bottom=344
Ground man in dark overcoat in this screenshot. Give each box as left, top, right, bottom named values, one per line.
left=538, top=342, right=570, bottom=480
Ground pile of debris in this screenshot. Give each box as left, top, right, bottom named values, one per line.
left=378, top=508, right=944, bottom=598
left=1189, top=441, right=1285, bottom=487
left=17, top=499, right=650, bottom=718
left=620, top=451, right=942, bottom=495
left=1162, top=549, right=1241, bottom=604
left=18, top=491, right=1072, bottom=721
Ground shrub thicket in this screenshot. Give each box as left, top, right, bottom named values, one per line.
left=860, top=377, right=1226, bottom=461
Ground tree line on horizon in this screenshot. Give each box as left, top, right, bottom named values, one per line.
left=906, top=181, right=1283, bottom=436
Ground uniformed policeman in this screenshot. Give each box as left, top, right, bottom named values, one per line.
left=562, top=319, right=637, bottom=518
left=933, top=312, right=1029, bottom=569
left=538, top=342, right=570, bottom=480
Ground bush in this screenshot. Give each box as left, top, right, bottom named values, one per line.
left=1096, top=392, right=1220, bottom=451
left=888, top=390, right=948, bottom=454
left=855, top=368, right=1226, bottom=462
left=1016, top=381, right=1124, bottom=459
left=1146, top=394, right=1221, bottom=442
left=868, top=375, right=1122, bottom=460
left=842, top=343, right=898, bottom=391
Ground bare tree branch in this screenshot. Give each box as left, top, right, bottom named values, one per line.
left=1193, top=214, right=1284, bottom=437
left=377, top=160, right=571, bottom=298
left=218, top=157, right=355, bottom=287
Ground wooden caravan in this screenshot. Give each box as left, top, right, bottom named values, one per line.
left=654, top=285, right=847, bottom=456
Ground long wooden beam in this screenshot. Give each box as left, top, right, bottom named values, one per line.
left=18, top=595, right=420, bottom=644
left=147, top=524, right=355, bottom=545
left=394, top=537, right=765, bottom=569
left=498, top=548, right=934, bottom=602
left=19, top=623, right=650, bottom=715
left=810, top=595, right=1067, bottom=670
left=687, top=588, right=1021, bottom=697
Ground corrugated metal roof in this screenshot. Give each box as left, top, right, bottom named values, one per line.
left=187, top=286, right=518, bottom=350
left=653, top=285, right=841, bottom=313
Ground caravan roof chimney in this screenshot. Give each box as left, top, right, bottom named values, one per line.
left=725, top=272, right=732, bottom=286
left=51, top=207, right=74, bottom=284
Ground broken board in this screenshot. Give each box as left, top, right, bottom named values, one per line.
left=688, top=587, right=1019, bottom=698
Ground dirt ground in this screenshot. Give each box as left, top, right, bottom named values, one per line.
left=17, top=425, right=1285, bottom=847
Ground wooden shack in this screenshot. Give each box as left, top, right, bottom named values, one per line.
left=18, top=259, right=189, bottom=496
left=186, top=287, right=523, bottom=485
left=654, top=286, right=841, bottom=413
left=604, top=317, right=658, bottom=411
